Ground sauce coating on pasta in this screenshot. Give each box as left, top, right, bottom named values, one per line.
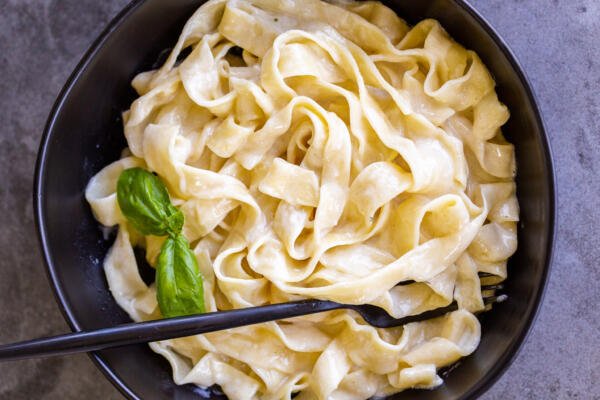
left=86, top=0, right=518, bottom=398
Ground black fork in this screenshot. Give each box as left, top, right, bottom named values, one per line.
left=0, top=281, right=505, bottom=361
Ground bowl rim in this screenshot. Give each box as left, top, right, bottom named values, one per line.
left=34, top=0, right=556, bottom=399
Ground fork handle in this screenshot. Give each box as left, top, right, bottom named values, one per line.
left=0, top=300, right=342, bottom=361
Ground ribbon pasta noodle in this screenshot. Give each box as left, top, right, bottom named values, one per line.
left=85, top=0, right=519, bottom=398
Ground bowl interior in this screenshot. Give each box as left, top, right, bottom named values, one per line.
left=35, top=0, right=554, bottom=399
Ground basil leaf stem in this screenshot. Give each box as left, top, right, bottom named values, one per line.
left=116, top=167, right=205, bottom=318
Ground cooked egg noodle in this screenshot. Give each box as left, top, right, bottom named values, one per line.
left=85, top=0, right=518, bottom=399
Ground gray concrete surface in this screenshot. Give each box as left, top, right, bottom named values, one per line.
left=0, top=0, right=598, bottom=399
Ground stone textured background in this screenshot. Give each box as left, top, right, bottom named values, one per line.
left=0, top=0, right=598, bottom=399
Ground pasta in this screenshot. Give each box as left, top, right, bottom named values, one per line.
left=85, top=0, right=519, bottom=398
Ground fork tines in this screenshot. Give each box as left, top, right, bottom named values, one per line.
left=380, top=277, right=507, bottom=328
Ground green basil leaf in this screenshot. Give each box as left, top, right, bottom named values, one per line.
left=156, top=234, right=205, bottom=317
left=117, top=168, right=183, bottom=236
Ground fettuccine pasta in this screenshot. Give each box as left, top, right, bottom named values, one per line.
left=85, top=0, right=519, bottom=398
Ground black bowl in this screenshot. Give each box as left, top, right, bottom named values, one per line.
left=34, top=0, right=555, bottom=399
